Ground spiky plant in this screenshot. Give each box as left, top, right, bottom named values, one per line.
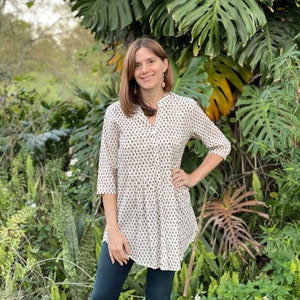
left=202, top=186, right=269, bottom=263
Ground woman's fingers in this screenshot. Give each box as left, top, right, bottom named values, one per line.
left=171, top=168, right=186, bottom=188
left=108, top=242, right=130, bottom=265
left=123, top=239, right=131, bottom=256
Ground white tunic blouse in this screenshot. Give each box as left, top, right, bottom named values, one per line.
left=97, top=92, right=231, bottom=271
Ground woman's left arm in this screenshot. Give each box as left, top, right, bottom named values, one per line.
left=171, top=99, right=231, bottom=189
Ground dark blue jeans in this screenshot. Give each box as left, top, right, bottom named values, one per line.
left=90, top=242, right=175, bottom=300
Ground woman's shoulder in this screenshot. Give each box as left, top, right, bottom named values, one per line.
left=105, top=100, right=123, bottom=117
left=168, top=92, right=199, bottom=109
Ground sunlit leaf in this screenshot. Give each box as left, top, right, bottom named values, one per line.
left=70, top=0, right=153, bottom=42
left=205, top=55, right=252, bottom=121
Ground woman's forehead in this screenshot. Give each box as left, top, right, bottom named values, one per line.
left=135, top=47, right=157, bottom=61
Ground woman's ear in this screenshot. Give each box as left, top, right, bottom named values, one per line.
left=163, top=58, right=168, bottom=72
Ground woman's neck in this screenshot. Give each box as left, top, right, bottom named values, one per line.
left=141, top=90, right=166, bottom=108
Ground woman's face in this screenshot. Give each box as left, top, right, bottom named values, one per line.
left=134, top=46, right=168, bottom=93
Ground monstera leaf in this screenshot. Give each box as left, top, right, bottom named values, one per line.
left=168, top=0, right=266, bottom=58
left=205, top=55, right=252, bottom=121
left=172, top=56, right=212, bottom=109
left=236, top=85, right=299, bottom=157
left=70, top=0, right=153, bottom=41
left=235, top=20, right=297, bottom=82
left=140, top=1, right=177, bottom=36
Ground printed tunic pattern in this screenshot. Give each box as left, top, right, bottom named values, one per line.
left=97, top=92, right=231, bottom=271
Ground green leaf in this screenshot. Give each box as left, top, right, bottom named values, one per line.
left=169, top=0, right=266, bottom=57
left=235, top=20, right=296, bottom=82
left=252, top=171, right=263, bottom=201
left=71, top=0, right=153, bottom=42
left=141, top=1, right=177, bottom=36
left=236, top=85, right=299, bottom=157
left=26, top=1, right=35, bottom=8
left=172, top=56, right=212, bottom=108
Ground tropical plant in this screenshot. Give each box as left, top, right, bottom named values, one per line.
left=1, top=0, right=299, bottom=299
left=68, top=0, right=300, bottom=120
left=0, top=86, right=72, bottom=165
left=202, top=185, right=269, bottom=263
left=235, top=46, right=300, bottom=225
left=0, top=206, right=35, bottom=298
left=69, top=77, right=119, bottom=178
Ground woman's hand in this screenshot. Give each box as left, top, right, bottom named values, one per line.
left=107, top=227, right=131, bottom=266
left=171, top=154, right=224, bottom=189
left=171, top=168, right=197, bottom=189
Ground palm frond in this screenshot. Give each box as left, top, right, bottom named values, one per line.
left=69, top=80, right=119, bottom=176
left=202, top=186, right=269, bottom=263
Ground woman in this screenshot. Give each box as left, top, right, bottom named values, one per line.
left=91, top=38, right=231, bottom=300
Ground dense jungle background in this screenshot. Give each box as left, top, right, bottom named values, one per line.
left=0, top=0, right=299, bottom=299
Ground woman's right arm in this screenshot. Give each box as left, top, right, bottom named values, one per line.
left=97, top=104, right=130, bottom=265
left=102, top=194, right=130, bottom=265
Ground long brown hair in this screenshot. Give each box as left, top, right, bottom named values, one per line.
left=119, top=38, right=173, bottom=117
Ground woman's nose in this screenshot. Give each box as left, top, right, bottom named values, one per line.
left=141, top=63, right=148, bottom=73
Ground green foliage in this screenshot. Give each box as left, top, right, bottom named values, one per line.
left=236, top=46, right=299, bottom=157
left=70, top=0, right=153, bottom=43
left=169, top=0, right=266, bottom=57
left=234, top=1, right=300, bottom=81
left=0, top=207, right=34, bottom=292
left=236, top=85, right=299, bottom=157
left=172, top=56, right=212, bottom=109
left=205, top=271, right=292, bottom=299
left=1, top=1, right=300, bottom=299
left=70, top=0, right=300, bottom=124
left=69, top=77, right=119, bottom=177
left=259, top=223, right=300, bottom=298
left=51, top=191, right=97, bottom=299
left=0, top=87, right=73, bottom=165
left=290, top=257, right=300, bottom=299
left=169, top=223, right=300, bottom=299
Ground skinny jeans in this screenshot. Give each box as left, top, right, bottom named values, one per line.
left=90, top=242, right=175, bottom=300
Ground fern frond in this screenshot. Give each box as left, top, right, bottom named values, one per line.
left=0, top=207, right=34, bottom=279
left=291, top=257, right=300, bottom=298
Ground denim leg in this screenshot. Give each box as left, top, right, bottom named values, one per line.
left=145, top=268, right=175, bottom=300
left=90, top=241, right=134, bottom=300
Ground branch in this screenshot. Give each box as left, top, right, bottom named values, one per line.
left=183, top=189, right=208, bottom=297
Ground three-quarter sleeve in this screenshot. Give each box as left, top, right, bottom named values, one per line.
left=97, top=105, right=120, bottom=195
left=189, top=100, right=231, bottom=159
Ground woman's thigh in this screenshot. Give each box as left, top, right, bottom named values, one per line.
left=90, top=241, right=134, bottom=300
left=145, top=267, right=175, bottom=300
